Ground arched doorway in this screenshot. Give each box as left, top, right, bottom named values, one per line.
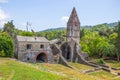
left=66, top=46, right=71, bottom=60
left=60, top=43, right=71, bottom=61
left=36, top=53, right=47, bottom=63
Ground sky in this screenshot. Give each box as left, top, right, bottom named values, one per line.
left=0, top=0, right=120, bottom=31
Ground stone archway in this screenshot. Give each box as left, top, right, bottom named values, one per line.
left=66, top=46, right=71, bottom=60
left=36, top=52, right=47, bottom=63
left=60, top=42, right=72, bottom=61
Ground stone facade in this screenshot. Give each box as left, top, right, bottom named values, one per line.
left=60, top=7, right=82, bottom=62
left=15, top=36, right=53, bottom=63
left=67, top=7, right=80, bottom=44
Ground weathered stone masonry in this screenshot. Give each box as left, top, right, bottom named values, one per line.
left=15, top=36, right=53, bottom=63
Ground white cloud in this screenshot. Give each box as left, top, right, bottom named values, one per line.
left=61, top=16, right=69, bottom=22
left=0, top=8, right=9, bottom=26
left=0, top=0, right=8, bottom=3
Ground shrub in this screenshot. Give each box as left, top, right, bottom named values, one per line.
left=97, top=59, right=105, bottom=64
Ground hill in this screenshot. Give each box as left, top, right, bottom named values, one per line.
left=39, top=22, right=118, bottom=32
left=103, top=22, right=118, bottom=27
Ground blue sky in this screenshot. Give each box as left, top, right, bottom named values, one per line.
left=0, top=0, right=120, bottom=31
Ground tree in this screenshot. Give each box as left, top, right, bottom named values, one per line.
left=19, top=31, right=34, bottom=36
left=3, top=20, right=16, bottom=38
left=0, top=33, right=14, bottom=57
left=80, top=29, right=85, bottom=38
left=114, top=21, right=120, bottom=61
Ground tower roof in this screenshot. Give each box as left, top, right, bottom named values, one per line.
left=67, top=7, right=80, bottom=26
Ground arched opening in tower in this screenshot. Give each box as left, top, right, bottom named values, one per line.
left=66, top=46, right=71, bottom=60
left=36, top=53, right=47, bottom=63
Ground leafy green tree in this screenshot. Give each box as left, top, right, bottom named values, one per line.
left=19, top=31, right=34, bottom=36
left=114, top=22, right=120, bottom=61
left=92, top=24, right=113, bottom=37
left=80, top=29, right=85, bottom=38
left=3, top=20, right=16, bottom=38
left=80, top=30, right=116, bottom=58
left=36, top=29, right=66, bottom=40
left=0, top=33, right=14, bottom=57
left=109, top=33, right=117, bottom=44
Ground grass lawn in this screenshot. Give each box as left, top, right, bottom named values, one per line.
left=0, top=58, right=70, bottom=80
left=105, top=60, right=120, bottom=68
left=36, top=63, right=97, bottom=80
left=36, top=62, right=119, bottom=80
left=0, top=58, right=119, bottom=80
left=89, top=70, right=118, bottom=80
left=69, top=62, right=94, bottom=71
left=90, top=58, right=120, bottom=68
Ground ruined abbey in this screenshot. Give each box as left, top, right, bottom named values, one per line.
left=15, top=7, right=89, bottom=66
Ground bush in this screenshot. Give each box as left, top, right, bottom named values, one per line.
left=0, top=35, right=14, bottom=57
left=97, top=59, right=105, bottom=64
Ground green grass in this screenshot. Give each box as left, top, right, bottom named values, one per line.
left=0, top=58, right=119, bottom=80
left=89, top=70, right=117, bottom=80
left=35, top=63, right=97, bottom=80
left=105, top=60, right=120, bottom=68
left=69, top=62, right=94, bottom=71
left=91, top=58, right=120, bottom=69
left=0, top=58, right=70, bottom=80
left=36, top=63, right=120, bottom=80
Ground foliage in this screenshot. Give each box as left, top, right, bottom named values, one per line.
left=19, top=31, right=34, bottom=36
left=96, top=59, right=105, bottom=64
left=81, top=30, right=114, bottom=57
left=36, top=29, right=66, bottom=40
left=0, top=33, right=14, bottom=57
left=92, top=24, right=113, bottom=37
left=80, top=28, right=85, bottom=38
left=3, top=20, right=16, bottom=38
left=114, top=21, right=120, bottom=61
left=109, top=33, right=117, bottom=44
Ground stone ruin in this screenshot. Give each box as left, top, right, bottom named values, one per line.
left=15, top=7, right=120, bottom=76
left=46, top=7, right=89, bottom=66
left=15, top=7, right=89, bottom=66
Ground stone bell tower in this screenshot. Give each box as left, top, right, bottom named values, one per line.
left=66, top=7, right=80, bottom=44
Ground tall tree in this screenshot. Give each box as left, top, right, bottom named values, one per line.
left=3, top=20, right=16, bottom=38
left=114, top=21, right=120, bottom=61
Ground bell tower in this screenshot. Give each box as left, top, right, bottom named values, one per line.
left=66, top=7, right=80, bottom=44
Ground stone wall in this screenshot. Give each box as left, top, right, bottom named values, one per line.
left=17, top=41, right=53, bottom=63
